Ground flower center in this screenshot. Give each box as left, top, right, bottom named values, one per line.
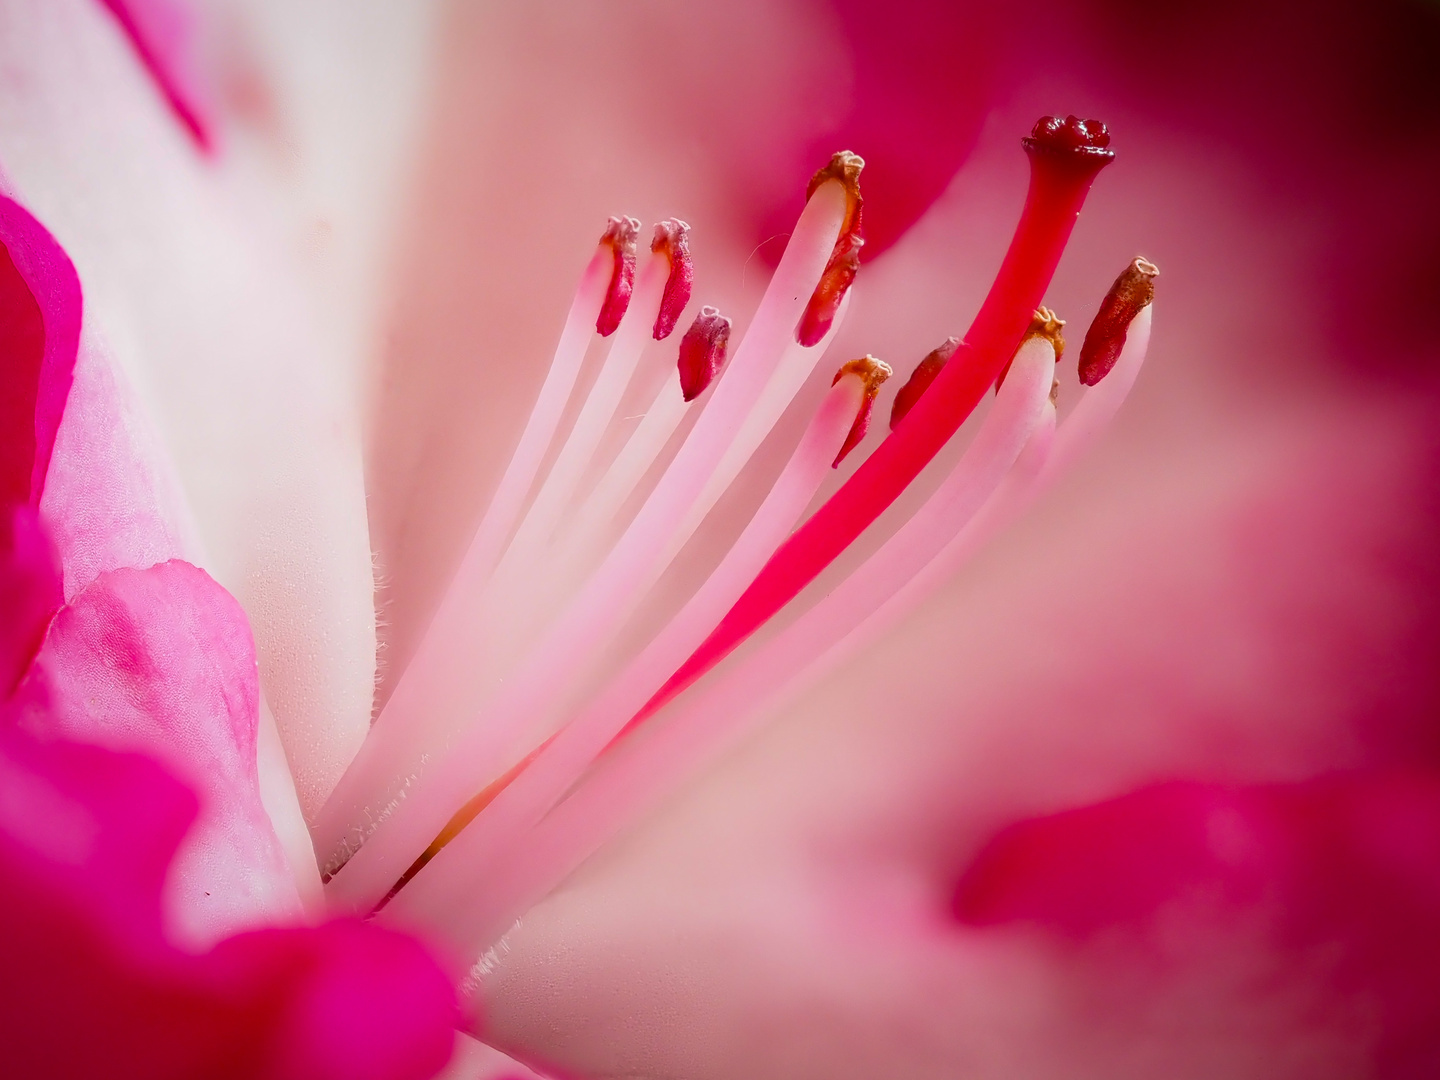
left=311, top=116, right=1156, bottom=982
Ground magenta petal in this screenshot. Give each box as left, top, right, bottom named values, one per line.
left=0, top=722, right=195, bottom=956
left=751, top=0, right=1016, bottom=263
left=954, top=771, right=1440, bottom=1078
left=1, top=723, right=457, bottom=1079
left=11, top=559, right=302, bottom=943
left=0, top=195, right=82, bottom=508
left=0, top=504, right=62, bottom=696
left=953, top=781, right=1281, bottom=934
left=96, top=0, right=216, bottom=152
left=209, top=920, right=461, bottom=1080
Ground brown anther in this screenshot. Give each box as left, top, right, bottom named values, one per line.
left=832, top=354, right=893, bottom=467
left=677, top=305, right=732, bottom=401
left=997, top=306, right=1067, bottom=390
left=806, top=150, right=865, bottom=244
left=651, top=219, right=693, bottom=341
left=1078, top=257, right=1158, bottom=385
left=797, top=151, right=866, bottom=347
left=596, top=215, right=641, bottom=337
left=890, top=336, right=962, bottom=431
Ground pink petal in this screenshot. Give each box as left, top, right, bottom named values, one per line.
left=0, top=194, right=82, bottom=508
left=1, top=2, right=383, bottom=815
left=11, top=559, right=303, bottom=945
left=39, top=329, right=200, bottom=599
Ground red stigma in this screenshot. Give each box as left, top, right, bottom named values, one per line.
left=676, top=306, right=732, bottom=401
left=596, top=216, right=641, bottom=337
left=797, top=151, right=865, bottom=347
left=1023, top=115, right=1113, bottom=159
left=832, top=356, right=893, bottom=467
left=1078, top=258, right=1158, bottom=385
left=651, top=219, right=694, bottom=340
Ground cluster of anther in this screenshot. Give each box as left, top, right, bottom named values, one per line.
left=335, top=115, right=1163, bottom=944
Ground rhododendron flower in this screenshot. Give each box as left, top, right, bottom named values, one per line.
left=2, top=1, right=1437, bottom=1079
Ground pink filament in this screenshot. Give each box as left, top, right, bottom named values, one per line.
left=419, top=334, right=1059, bottom=953
left=648, top=145, right=1110, bottom=723
left=492, top=252, right=670, bottom=584
left=383, top=373, right=867, bottom=937
left=310, top=245, right=610, bottom=874
left=323, top=181, right=850, bottom=907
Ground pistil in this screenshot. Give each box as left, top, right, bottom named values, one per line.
left=645, top=116, right=1115, bottom=721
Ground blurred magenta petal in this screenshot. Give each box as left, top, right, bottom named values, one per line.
left=0, top=504, right=62, bottom=695
left=953, top=770, right=1440, bottom=1076
left=10, top=559, right=303, bottom=944
left=95, top=0, right=214, bottom=151
left=755, top=0, right=1016, bottom=262
left=213, top=919, right=460, bottom=1080
left=0, top=722, right=456, bottom=1079
left=0, top=194, right=81, bottom=507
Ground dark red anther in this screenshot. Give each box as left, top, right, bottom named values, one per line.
left=997, top=307, right=1066, bottom=390
left=797, top=151, right=865, bottom=347
left=676, top=306, right=732, bottom=402
left=596, top=215, right=641, bottom=337
left=832, top=356, right=893, bottom=467
left=631, top=116, right=1115, bottom=730
left=651, top=219, right=693, bottom=340
left=890, top=336, right=961, bottom=430
left=1078, top=258, right=1158, bottom=385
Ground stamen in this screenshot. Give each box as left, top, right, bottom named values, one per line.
left=677, top=306, right=733, bottom=401
left=797, top=151, right=865, bottom=347
left=831, top=355, right=892, bottom=466
left=651, top=219, right=694, bottom=340
left=311, top=218, right=627, bottom=877
left=1078, top=257, right=1158, bottom=385
left=380, top=367, right=872, bottom=932
left=416, top=328, right=1060, bottom=954
left=597, top=216, right=642, bottom=336
left=1039, top=288, right=1153, bottom=486
left=890, top=336, right=959, bottom=430
left=487, top=244, right=675, bottom=591
left=324, top=173, right=851, bottom=909
left=647, top=116, right=1115, bottom=720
